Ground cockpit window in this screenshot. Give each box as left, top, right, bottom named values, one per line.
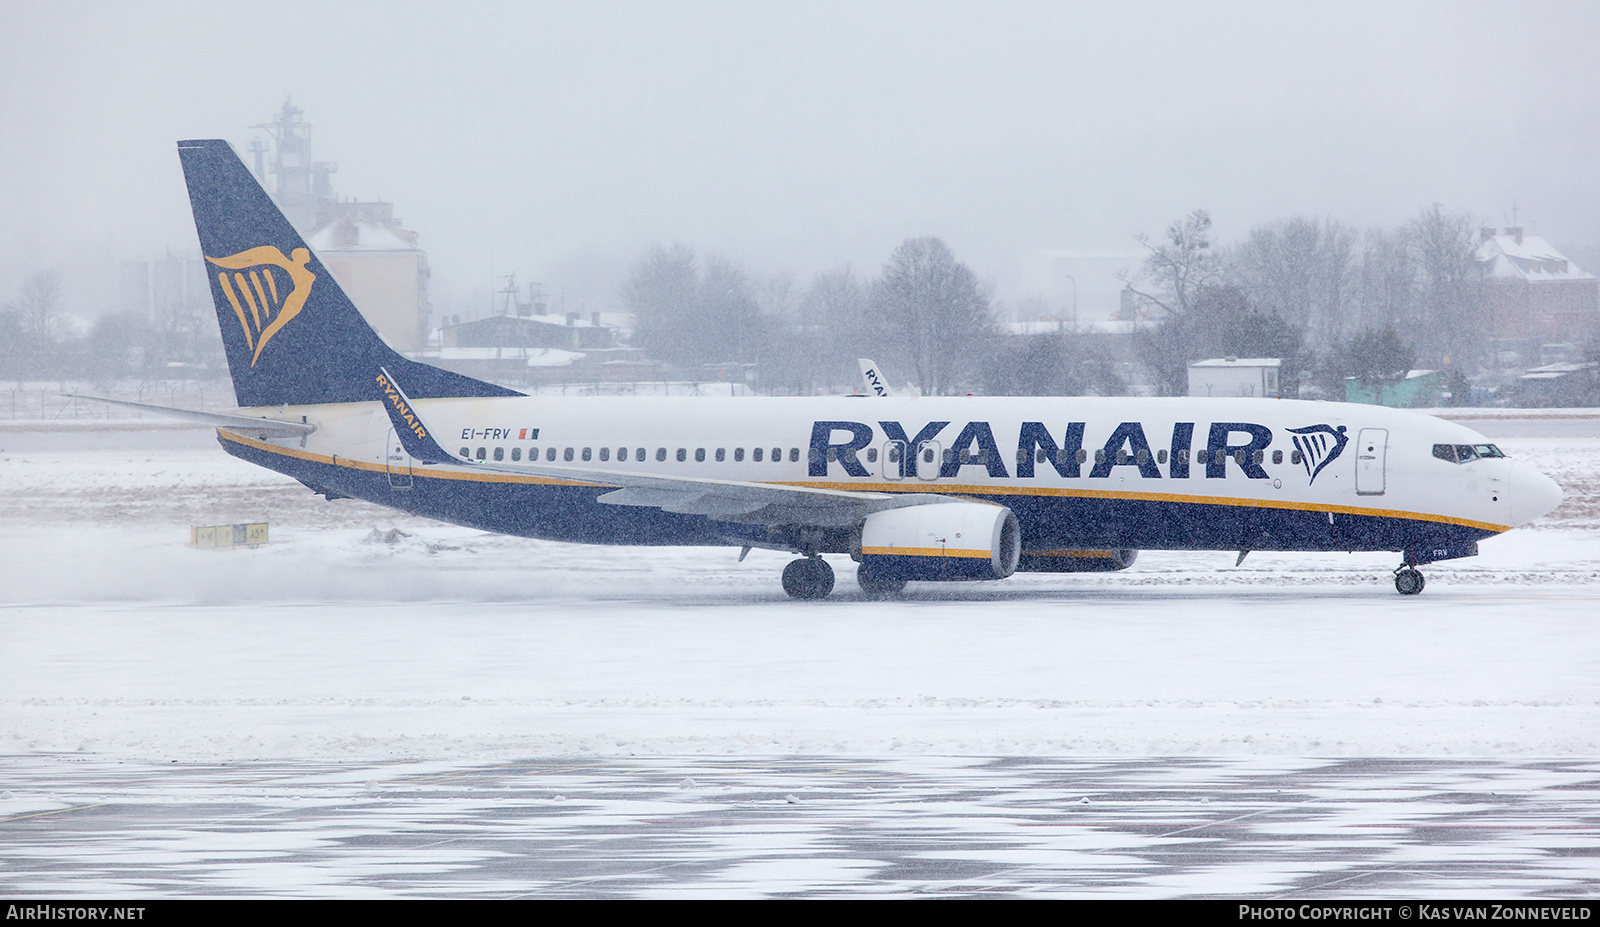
left=1434, top=442, right=1507, bottom=464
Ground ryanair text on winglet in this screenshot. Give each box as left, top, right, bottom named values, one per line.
left=375, top=371, right=428, bottom=441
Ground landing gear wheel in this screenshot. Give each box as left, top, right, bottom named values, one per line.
left=782, top=557, right=835, bottom=600
left=1394, top=567, right=1425, bottom=596
left=856, top=564, right=907, bottom=599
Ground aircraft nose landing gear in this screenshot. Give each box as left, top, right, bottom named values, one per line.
left=782, top=557, right=835, bottom=600
left=1394, top=565, right=1425, bottom=596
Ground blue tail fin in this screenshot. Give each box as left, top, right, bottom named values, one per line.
left=177, top=139, right=519, bottom=407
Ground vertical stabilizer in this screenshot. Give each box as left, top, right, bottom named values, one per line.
left=178, top=139, right=519, bottom=407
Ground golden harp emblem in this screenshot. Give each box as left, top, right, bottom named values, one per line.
left=206, top=246, right=316, bottom=366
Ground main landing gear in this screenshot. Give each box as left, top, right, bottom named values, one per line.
left=1394, top=565, right=1425, bottom=596
left=782, top=557, right=835, bottom=600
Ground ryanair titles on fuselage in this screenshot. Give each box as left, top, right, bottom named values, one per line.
left=805, top=419, right=1343, bottom=482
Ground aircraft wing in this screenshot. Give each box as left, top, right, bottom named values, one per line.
left=470, top=456, right=951, bottom=527
left=68, top=395, right=317, bottom=438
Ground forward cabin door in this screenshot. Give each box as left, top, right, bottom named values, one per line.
left=385, top=427, right=415, bottom=490
left=1355, top=428, right=1387, bottom=495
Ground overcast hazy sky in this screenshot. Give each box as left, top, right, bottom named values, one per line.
left=3, top=0, right=1598, bottom=319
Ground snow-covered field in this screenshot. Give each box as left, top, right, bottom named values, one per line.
left=2, top=419, right=1598, bottom=896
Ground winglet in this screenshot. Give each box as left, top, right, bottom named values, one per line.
left=375, top=367, right=457, bottom=463
left=857, top=358, right=892, bottom=397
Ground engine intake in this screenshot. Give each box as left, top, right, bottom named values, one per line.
left=857, top=502, right=1020, bottom=581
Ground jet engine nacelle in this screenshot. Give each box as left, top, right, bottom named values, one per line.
left=1016, top=549, right=1138, bottom=573
left=857, top=502, right=1021, bottom=581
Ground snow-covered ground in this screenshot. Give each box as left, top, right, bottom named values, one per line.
left=2, top=420, right=1598, bottom=896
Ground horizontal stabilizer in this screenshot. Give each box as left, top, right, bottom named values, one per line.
left=68, top=395, right=316, bottom=437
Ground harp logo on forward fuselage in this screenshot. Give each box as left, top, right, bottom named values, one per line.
left=206, top=245, right=316, bottom=366
left=1287, top=424, right=1349, bottom=485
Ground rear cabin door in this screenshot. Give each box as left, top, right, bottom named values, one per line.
left=1355, top=427, right=1387, bottom=495
left=385, top=427, right=415, bottom=490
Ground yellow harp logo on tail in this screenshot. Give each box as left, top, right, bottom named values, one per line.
left=206, top=246, right=316, bottom=366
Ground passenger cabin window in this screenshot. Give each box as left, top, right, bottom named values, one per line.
left=695, top=448, right=706, bottom=462
left=546, top=447, right=557, bottom=462
left=459, top=446, right=469, bottom=457
left=735, top=448, right=745, bottom=462
left=476, top=447, right=486, bottom=460
left=599, top=447, right=610, bottom=462
left=1291, top=450, right=1302, bottom=465
left=657, top=448, right=667, bottom=462
left=564, top=447, right=575, bottom=462
left=1158, top=449, right=1168, bottom=464
left=866, top=448, right=877, bottom=463
left=677, top=448, right=687, bottom=462
left=512, top=448, right=521, bottom=461
left=1272, top=449, right=1282, bottom=464
left=753, top=447, right=764, bottom=462
left=716, top=448, right=726, bottom=462
left=790, top=448, right=800, bottom=463
left=493, top=447, right=504, bottom=461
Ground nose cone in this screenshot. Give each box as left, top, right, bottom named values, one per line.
left=1509, top=463, right=1564, bottom=526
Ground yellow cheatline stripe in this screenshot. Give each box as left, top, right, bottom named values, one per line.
left=862, top=546, right=991, bottom=559
left=218, top=432, right=1509, bottom=533
left=1027, top=549, right=1117, bottom=558
left=777, top=479, right=1510, bottom=534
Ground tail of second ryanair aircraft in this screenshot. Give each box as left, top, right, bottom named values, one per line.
left=178, top=139, right=518, bottom=408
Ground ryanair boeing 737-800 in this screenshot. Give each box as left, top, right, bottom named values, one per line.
left=106, top=139, right=1563, bottom=599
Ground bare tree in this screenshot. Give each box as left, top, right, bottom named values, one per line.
left=1405, top=204, right=1487, bottom=369
left=621, top=244, right=699, bottom=366
left=869, top=237, right=995, bottom=395
left=1123, top=210, right=1221, bottom=319
left=764, top=267, right=871, bottom=393
left=15, top=269, right=64, bottom=348
left=1228, top=217, right=1355, bottom=349
left=1352, top=228, right=1414, bottom=336
left=620, top=245, right=766, bottom=373
left=986, top=329, right=1126, bottom=397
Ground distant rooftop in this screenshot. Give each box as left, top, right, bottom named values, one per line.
left=1475, top=228, right=1594, bottom=283
left=1189, top=357, right=1281, bottom=368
